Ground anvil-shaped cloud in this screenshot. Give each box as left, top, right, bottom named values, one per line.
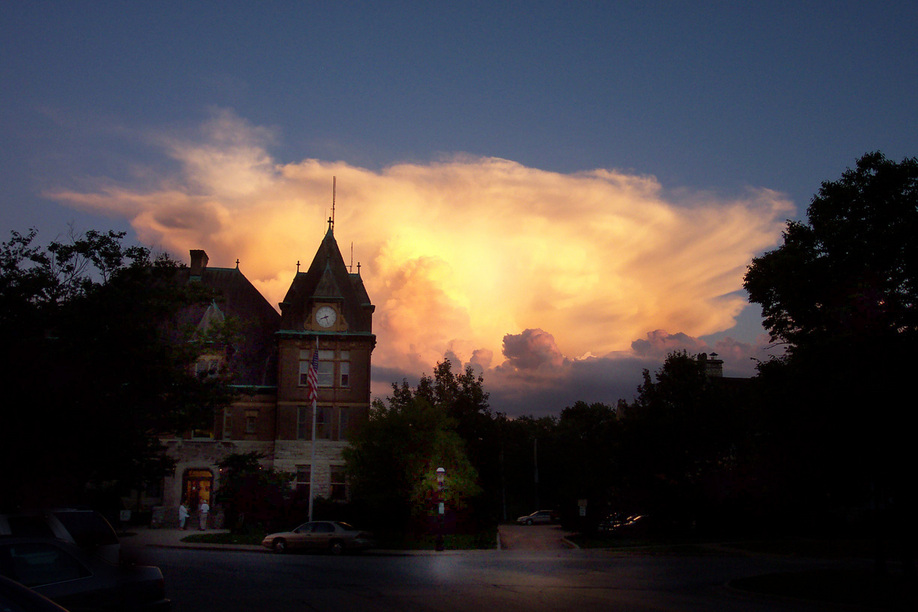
left=49, top=109, right=791, bottom=414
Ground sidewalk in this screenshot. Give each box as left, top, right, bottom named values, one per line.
left=121, top=524, right=572, bottom=553
left=119, top=526, right=266, bottom=553
left=117, top=526, right=459, bottom=555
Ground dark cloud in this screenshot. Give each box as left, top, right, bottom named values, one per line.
left=443, top=349, right=462, bottom=370
left=632, top=329, right=772, bottom=378
left=465, top=348, right=493, bottom=378
left=631, top=329, right=709, bottom=358
left=149, top=200, right=220, bottom=231
left=710, top=335, right=781, bottom=377
left=500, top=328, right=566, bottom=371
left=486, top=353, right=658, bottom=417
left=372, top=328, right=767, bottom=419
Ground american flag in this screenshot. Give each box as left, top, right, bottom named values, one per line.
left=306, top=349, right=319, bottom=404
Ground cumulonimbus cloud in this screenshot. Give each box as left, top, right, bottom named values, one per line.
left=501, top=329, right=567, bottom=372
left=47, top=109, right=792, bottom=398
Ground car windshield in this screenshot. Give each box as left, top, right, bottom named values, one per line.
left=3, top=542, right=92, bottom=587
left=6, top=516, right=56, bottom=539
left=52, top=511, right=119, bottom=546
left=334, top=522, right=354, bottom=531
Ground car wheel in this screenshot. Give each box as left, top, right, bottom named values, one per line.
left=273, top=538, right=287, bottom=553
left=525, top=519, right=533, bottom=526
left=329, top=540, right=344, bottom=555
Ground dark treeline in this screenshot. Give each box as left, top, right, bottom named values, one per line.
left=342, top=153, right=917, bottom=573
left=348, top=352, right=761, bottom=539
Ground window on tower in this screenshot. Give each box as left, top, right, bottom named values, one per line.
left=339, top=359, right=350, bottom=388
left=298, top=348, right=351, bottom=389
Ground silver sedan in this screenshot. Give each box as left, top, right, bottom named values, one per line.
left=516, top=510, right=556, bottom=525
left=261, top=521, right=374, bottom=554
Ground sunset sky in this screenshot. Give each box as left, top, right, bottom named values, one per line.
left=3, top=2, right=916, bottom=415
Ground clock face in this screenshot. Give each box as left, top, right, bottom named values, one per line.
left=315, top=305, right=337, bottom=328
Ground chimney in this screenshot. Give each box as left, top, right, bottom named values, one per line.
left=700, top=352, right=724, bottom=378
left=190, top=250, right=209, bottom=278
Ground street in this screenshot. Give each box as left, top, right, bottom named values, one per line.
left=125, top=539, right=874, bottom=612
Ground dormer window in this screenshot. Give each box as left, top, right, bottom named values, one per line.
left=195, top=356, right=221, bottom=378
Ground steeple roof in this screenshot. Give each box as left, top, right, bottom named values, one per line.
left=279, top=227, right=374, bottom=333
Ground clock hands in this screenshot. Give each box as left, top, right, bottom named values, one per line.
left=314, top=306, right=337, bottom=328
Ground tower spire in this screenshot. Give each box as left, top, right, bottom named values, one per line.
left=330, top=176, right=336, bottom=233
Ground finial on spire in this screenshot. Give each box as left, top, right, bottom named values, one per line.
left=296, top=260, right=300, bottom=273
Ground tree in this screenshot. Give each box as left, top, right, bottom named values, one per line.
left=744, top=152, right=917, bottom=567
left=497, top=414, right=559, bottom=521
left=343, top=389, right=481, bottom=533
left=552, top=401, right=620, bottom=531
left=0, top=229, right=233, bottom=511
left=414, top=361, right=502, bottom=524
left=618, top=352, right=738, bottom=533
left=745, top=151, right=917, bottom=352
left=214, top=452, right=294, bottom=532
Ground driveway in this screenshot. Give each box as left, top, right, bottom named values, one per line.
left=498, top=524, right=574, bottom=550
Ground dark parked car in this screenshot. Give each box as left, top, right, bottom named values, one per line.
left=0, top=509, right=121, bottom=565
left=0, top=538, right=169, bottom=612
left=516, top=510, right=557, bottom=525
left=0, top=574, right=70, bottom=612
left=261, top=521, right=374, bottom=554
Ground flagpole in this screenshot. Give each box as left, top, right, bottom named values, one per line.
left=308, top=336, right=318, bottom=522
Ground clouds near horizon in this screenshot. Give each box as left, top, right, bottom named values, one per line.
left=47, top=109, right=790, bottom=413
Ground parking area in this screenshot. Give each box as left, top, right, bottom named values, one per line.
left=497, top=524, right=575, bottom=550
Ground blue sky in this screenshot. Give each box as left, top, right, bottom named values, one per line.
left=3, top=2, right=916, bottom=414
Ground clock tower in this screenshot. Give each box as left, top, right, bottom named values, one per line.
left=274, top=224, right=376, bottom=493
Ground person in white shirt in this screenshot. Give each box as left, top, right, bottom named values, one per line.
left=198, top=500, right=210, bottom=530
left=178, top=502, right=189, bottom=530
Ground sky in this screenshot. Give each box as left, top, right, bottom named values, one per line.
left=3, top=2, right=917, bottom=416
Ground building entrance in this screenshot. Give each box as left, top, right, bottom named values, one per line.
left=182, top=469, right=213, bottom=511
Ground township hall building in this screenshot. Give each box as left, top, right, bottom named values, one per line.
left=149, top=223, right=375, bottom=527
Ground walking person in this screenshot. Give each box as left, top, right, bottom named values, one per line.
left=178, top=501, right=189, bottom=530
left=198, top=499, right=210, bottom=530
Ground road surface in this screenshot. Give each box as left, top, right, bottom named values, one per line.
left=128, top=544, right=874, bottom=611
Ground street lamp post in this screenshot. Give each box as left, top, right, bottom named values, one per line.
left=435, top=467, right=446, bottom=551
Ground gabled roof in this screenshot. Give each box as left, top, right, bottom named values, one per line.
left=177, top=258, right=281, bottom=386
left=279, top=227, right=374, bottom=333
left=196, top=300, right=225, bottom=334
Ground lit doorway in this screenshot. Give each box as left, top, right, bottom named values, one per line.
left=182, top=468, right=213, bottom=511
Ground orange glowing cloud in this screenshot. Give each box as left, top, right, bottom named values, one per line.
left=48, top=109, right=793, bottom=380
